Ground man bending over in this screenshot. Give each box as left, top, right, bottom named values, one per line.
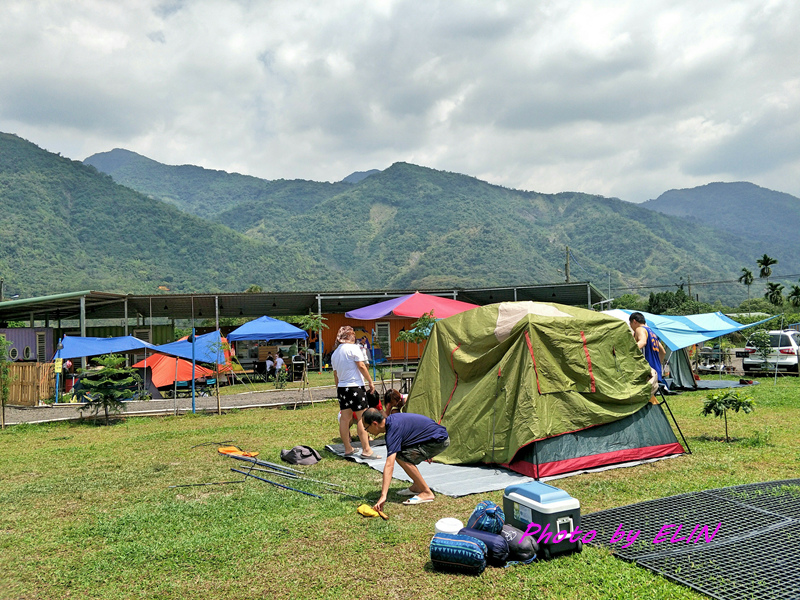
left=362, top=408, right=449, bottom=509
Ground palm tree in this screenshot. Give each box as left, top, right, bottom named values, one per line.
left=765, top=282, right=784, bottom=307
left=739, top=268, right=754, bottom=312
left=757, top=254, right=778, bottom=280
left=788, top=284, right=800, bottom=308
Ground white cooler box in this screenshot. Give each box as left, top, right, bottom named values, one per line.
left=503, top=481, right=582, bottom=559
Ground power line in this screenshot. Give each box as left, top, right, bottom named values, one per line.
left=611, top=273, right=800, bottom=293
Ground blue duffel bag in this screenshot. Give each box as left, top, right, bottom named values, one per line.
left=430, top=532, right=487, bottom=575
left=466, top=500, right=505, bottom=534
left=458, top=527, right=509, bottom=567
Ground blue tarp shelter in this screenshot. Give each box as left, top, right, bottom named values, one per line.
left=54, top=335, right=157, bottom=359
left=153, top=330, right=226, bottom=364
left=603, top=310, right=775, bottom=351
left=227, top=316, right=308, bottom=342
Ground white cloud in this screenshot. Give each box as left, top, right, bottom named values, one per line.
left=1, top=0, right=799, bottom=200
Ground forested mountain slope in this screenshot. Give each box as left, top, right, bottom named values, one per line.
left=641, top=182, right=800, bottom=265
left=79, top=144, right=791, bottom=303
left=84, top=148, right=353, bottom=220
left=0, top=133, right=351, bottom=296
left=242, top=162, right=762, bottom=294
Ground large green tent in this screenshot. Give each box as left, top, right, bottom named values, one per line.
left=408, top=301, right=686, bottom=478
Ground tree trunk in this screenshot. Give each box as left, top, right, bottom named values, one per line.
left=724, top=409, right=729, bottom=443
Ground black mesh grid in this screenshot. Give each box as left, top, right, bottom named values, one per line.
left=582, top=479, right=800, bottom=600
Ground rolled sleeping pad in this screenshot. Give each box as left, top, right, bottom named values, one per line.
left=458, top=527, right=509, bottom=567
left=429, top=532, right=487, bottom=575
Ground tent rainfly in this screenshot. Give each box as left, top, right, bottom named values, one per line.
left=409, top=301, right=686, bottom=479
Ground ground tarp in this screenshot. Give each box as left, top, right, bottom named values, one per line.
left=409, top=301, right=685, bottom=478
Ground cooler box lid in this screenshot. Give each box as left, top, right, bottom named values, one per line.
left=505, top=481, right=580, bottom=513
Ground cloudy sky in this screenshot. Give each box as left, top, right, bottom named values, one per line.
left=1, top=0, right=798, bottom=202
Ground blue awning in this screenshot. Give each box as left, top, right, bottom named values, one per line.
left=603, top=309, right=777, bottom=351
left=227, top=316, right=308, bottom=342
left=153, top=330, right=226, bottom=364
left=54, top=335, right=157, bottom=360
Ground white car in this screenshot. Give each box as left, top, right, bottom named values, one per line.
left=742, top=330, right=800, bottom=374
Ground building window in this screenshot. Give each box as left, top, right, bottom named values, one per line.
left=375, top=322, right=391, bottom=358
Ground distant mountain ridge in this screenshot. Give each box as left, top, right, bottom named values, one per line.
left=0, top=133, right=351, bottom=296
left=641, top=182, right=800, bottom=259
left=341, top=169, right=381, bottom=184
left=3, top=132, right=797, bottom=303
left=84, top=148, right=353, bottom=220
left=80, top=146, right=800, bottom=303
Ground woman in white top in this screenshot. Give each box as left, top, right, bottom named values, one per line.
left=332, top=326, right=380, bottom=459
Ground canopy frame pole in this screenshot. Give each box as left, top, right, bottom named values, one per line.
left=317, top=295, right=323, bottom=374
left=657, top=388, right=692, bottom=455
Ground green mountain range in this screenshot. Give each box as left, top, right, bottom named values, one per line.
left=2, top=132, right=794, bottom=304
left=0, top=133, right=351, bottom=297
left=642, top=182, right=800, bottom=265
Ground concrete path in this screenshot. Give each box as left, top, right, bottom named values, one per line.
left=1, top=385, right=341, bottom=426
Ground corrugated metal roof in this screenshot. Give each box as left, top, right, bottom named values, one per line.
left=0, top=283, right=606, bottom=324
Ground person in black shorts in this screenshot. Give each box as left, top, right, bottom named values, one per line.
left=362, top=408, right=449, bottom=509
left=331, top=326, right=379, bottom=459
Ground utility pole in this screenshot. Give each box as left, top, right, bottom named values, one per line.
left=564, top=246, right=571, bottom=283
left=687, top=275, right=692, bottom=299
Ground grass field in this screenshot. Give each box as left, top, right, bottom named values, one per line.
left=1, top=375, right=798, bottom=600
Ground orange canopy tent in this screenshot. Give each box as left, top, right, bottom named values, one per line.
left=132, top=353, right=217, bottom=388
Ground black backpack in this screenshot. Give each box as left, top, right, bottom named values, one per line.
left=280, top=445, right=322, bottom=465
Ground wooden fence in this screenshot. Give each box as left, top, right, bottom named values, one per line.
left=7, top=363, right=55, bottom=406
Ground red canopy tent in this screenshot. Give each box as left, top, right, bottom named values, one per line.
left=344, top=292, right=478, bottom=320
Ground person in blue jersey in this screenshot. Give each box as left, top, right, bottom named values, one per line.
left=362, top=408, right=450, bottom=509
left=629, top=312, right=667, bottom=385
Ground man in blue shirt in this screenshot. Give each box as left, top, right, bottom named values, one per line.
left=629, top=312, right=667, bottom=385
left=362, top=408, right=449, bottom=510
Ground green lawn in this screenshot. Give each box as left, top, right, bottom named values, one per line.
left=1, top=376, right=798, bottom=600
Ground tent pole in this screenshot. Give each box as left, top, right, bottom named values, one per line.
left=657, top=388, right=692, bottom=454
left=317, top=295, right=323, bottom=374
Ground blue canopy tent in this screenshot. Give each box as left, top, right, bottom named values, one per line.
left=228, top=316, right=309, bottom=380
left=227, top=316, right=308, bottom=342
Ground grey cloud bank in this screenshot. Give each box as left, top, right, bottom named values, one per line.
left=1, top=0, right=798, bottom=203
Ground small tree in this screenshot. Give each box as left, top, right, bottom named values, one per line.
left=701, top=389, right=755, bottom=442
left=73, top=354, right=140, bottom=425
left=396, top=311, right=437, bottom=361
left=749, top=329, right=772, bottom=369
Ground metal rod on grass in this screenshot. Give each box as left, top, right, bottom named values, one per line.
left=169, top=480, right=245, bottom=488
left=231, top=468, right=322, bottom=498
left=248, top=466, right=346, bottom=489
left=225, top=453, right=304, bottom=474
